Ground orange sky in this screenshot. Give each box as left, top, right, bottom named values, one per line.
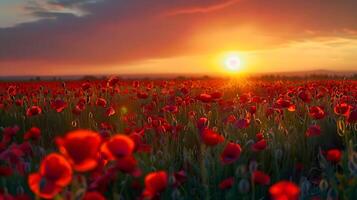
left=0, top=0, right=356, bottom=76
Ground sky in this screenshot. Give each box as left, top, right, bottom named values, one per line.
left=0, top=0, right=356, bottom=76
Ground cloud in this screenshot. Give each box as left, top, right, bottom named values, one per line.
left=164, top=0, right=241, bottom=16
left=0, top=0, right=357, bottom=75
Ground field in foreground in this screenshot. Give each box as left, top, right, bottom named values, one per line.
left=0, top=78, right=356, bottom=200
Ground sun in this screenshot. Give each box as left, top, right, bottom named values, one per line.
left=222, top=53, right=243, bottom=73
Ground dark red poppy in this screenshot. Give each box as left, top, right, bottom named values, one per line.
left=51, top=99, right=67, bottom=113
left=269, top=181, right=300, bottom=200
left=305, top=125, right=321, bottom=137
left=309, top=106, right=325, bottom=120
left=24, top=127, right=41, bottom=141
left=197, top=117, right=208, bottom=130
left=220, top=142, right=242, bottom=164
left=26, top=106, right=42, bottom=117
left=249, top=106, right=257, bottom=114
left=28, top=153, right=72, bottom=199
left=252, top=170, right=270, bottom=185
left=347, top=109, right=357, bottom=124
left=137, top=91, right=149, bottom=99
left=0, top=165, right=13, bottom=177
left=326, top=149, right=342, bottom=163
left=96, top=98, right=107, bottom=107
left=56, top=130, right=102, bottom=172
left=83, top=191, right=106, bottom=200
left=219, top=177, right=234, bottom=190
left=252, top=139, right=267, bottom=151
left=101, top=134, right=135, bottom=160
left=173, top=170, right=187, bottom=187
left=116, top=155, right=138, bottom=174
left=256, top=132, right=264, bottom=140
left=201, top=128, right=224, bottom=146
left=298, top=90, right=312, bottom=103
left=143, top=171, right=168, bottom=198
left=235, top=118, right=250, bottom=129
left=107, top=76, right=120, bottom=88
left=197, top=93, right=212, bottom=103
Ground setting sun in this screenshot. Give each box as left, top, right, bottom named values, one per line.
left=220, top=52, right=245, bottom=74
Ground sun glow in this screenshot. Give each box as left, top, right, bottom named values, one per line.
left=222, top=53, right=244, bottom=73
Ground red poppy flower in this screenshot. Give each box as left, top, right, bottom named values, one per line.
left=256, top=133, right=264, bottom=140
left=24, top=127, right=41, bottom=141
left=326, top=149, right=342, bottom=163
left=235, top=118, right=250, bottom=129
left=56, top=130, right=102, bottom=172
left=83, top=191, right=106, bottom=200
left=143, top=171, right=168, bottom=198
left=201, top=128, right=224, bottom=146
left=309, top=106, right=325, bottom=120
left=219, top=177, right=234, bottom=190
left=252, top=170, right=270, bottom=185
left=334, top=103, right=351, bottom=116
left=298, top=90, right=312, bottom=103
left=197, top=117, right=208, bottom=130
left=107, top=76, right=120, bottom=88
left=197, top=93, right=212, bottom=103
left=252, top=139, right=267, bottom=151
left=162, top=105, right=178, bottom=113
left=116, top=155, right=138, bottom=174
left=347, top=109, right=357, bottom=124
left=26, top=106, right=42, bottom=116
left=81, top=82, right=90, bottom=90
left=173, top=170, right=187, bottom=187
left=269, top=181, right=300, bottom=200
left=28, top=153, right=72, bottom=199
left=220, top=142, right=242, bottom=164
left=106, top=106, right=116, bottom=117
left=96, top=98, right=107, bottom=107
left=305, top=125, right=321, bottom=137
left=51, top=99, right=67, bottom=113
left=101, top=134, right=135, bottom=160
left=137, top=91, right=149, bottom=99
left=249, top=106, right=257, bottom=114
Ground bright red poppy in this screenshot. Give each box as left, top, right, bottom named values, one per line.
left=269, top=181, right=300, bottom=200
left=220, top=142, right=242, bottom=164
left=143, top=171, right=168, bottom=198
left=24, top=127, right=41, bottom=141
left=334, top=103, right=351, bottom=116
left=201, top=128, right=224, bottom=146
left=252, top=139, right=267, bottom=152
left=326, top=149, right=342, bottom=163
left=56, top=130, right=102, bottom=172
left=101, top=134, right=135, bottom=160
left=28, top=153, right=72, bottom=199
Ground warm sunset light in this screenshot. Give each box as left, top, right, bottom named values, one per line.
left=0, top=1, right=356, bottom=200
left=224, top=54, right=242, bottom=72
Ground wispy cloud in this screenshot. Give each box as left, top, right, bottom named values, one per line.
left=164, top=0, right=241, bottom=16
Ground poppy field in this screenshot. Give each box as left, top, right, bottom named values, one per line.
left=0, top=77, right=356, bottom=200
